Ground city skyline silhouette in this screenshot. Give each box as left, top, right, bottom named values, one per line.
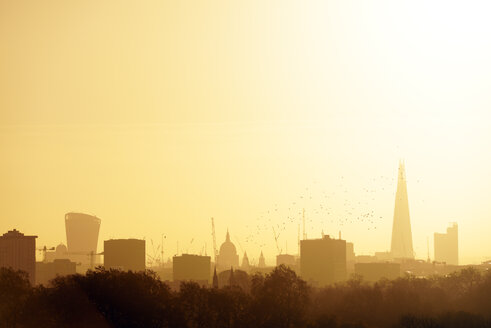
left=2, top=2, right=491, bottom=265
left=2, top=2, right=491, bottom=327
left=0, top=161, right=472, bottom=269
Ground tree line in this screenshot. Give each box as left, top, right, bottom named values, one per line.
left=1, top=265, right=491, bottom=328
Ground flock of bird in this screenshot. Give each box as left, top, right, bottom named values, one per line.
left=146, top=171, right=427, bottom=266
left=240, top=175, right=401, bottom=254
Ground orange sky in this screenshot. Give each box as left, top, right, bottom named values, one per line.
left=1, top=1, right=491, bottom=264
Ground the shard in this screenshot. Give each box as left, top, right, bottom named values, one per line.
left=390, top=161, right=414, bottom=259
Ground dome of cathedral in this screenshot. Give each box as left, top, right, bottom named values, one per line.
left=219, top=238, right=237, bottom=255
left=217, top=230, right=239, bottom=269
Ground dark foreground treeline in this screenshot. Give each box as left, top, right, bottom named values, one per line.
left=1, top=265, right=491, bottom=328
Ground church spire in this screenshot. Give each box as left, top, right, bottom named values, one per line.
left=258, top=251, right=266, bottom=268
left=226, top=229, right=230, bottom=242
left=241, top=251, right=250, bottom=271
left=212, top=266, right=218, bottom=288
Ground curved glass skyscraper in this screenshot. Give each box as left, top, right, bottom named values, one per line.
left=65, top=212, right=101, bottom=254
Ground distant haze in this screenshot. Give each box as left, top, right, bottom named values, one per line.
left=1, top=1, right=490, bottom=264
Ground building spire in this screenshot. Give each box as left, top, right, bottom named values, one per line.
left=229, top=266, right=235, bottom=286
left=241, top=251, right=250, bottom=271
left=258, top=250, right=266, bottom=268
left=226, top=229, right=230, bottom=242
left=212, top=266, right=219, bottom=288
left=390, top=161, right=414, bottom=259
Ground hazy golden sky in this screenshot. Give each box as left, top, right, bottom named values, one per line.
left=1, top=1, right=491, bottom=264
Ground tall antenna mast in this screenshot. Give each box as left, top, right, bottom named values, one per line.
left=427, top=236, right=430, bottom=263
left=297, top=224, right=300, bottom=256
left=161, top=233, right=165, bottom=267
left=302, top=208, right=307, bottom=240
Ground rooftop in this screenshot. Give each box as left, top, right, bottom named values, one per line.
left=1, top=229, right=37, bottom=239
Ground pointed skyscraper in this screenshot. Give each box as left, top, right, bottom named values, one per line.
left=390, top=161, right=414, bottom=259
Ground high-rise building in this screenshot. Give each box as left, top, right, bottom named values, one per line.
left=104, top=239, right=145, bottom=271
left=173, top=254, right=211, bottom=285
left=300, top=235, right=347, bottom=286
left=434, top=223, right=458, bottom=265
left=390, top=162, right=414, bottom=259
left=65, top=212, right=101, bottom=254
left=0, top=229, right=37, bottom=284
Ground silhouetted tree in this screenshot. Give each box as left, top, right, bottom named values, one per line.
left=466, top=271, right=491, bottom=316
left=78, top=268, right=176, bottom=327
left=27, top=268, right=177, bottom=328
left=178, top=281, right=212, bottom=328
left=0, top=268, right=31, bottom=328
left=23, top=277, right=109, bottom=328
left=3, top=264, right=491, bottom=328
left=250, top=265, right=309, bottom=328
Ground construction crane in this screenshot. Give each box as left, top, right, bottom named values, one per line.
left=147, top=253, right=159, bottom=268
left=37, top=246, right=55, bottom=263
left=272, top=226, right=282, bottom=255
left=161, top=234, right=166, bottom=266
left=67, top=251, right=104, bottom=270
left=149, top=240, right=161, bottom=267
left=211, top=217, right=218, bottom=263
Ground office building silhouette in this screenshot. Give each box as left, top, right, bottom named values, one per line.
left=36, top=259, right=76, bottom=286
left=0, top=229, right=37, bottom=284
left=300, top=235, right=347, bottom=286
left=434, top=223, right=458, bottom=265
left=276, top=254, right=296, bottom=267
left=104, top=239, right=145, bottom=271
left=354, top=262, right=400, bottom=282
left=173, top=254, right=211, bottom=286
